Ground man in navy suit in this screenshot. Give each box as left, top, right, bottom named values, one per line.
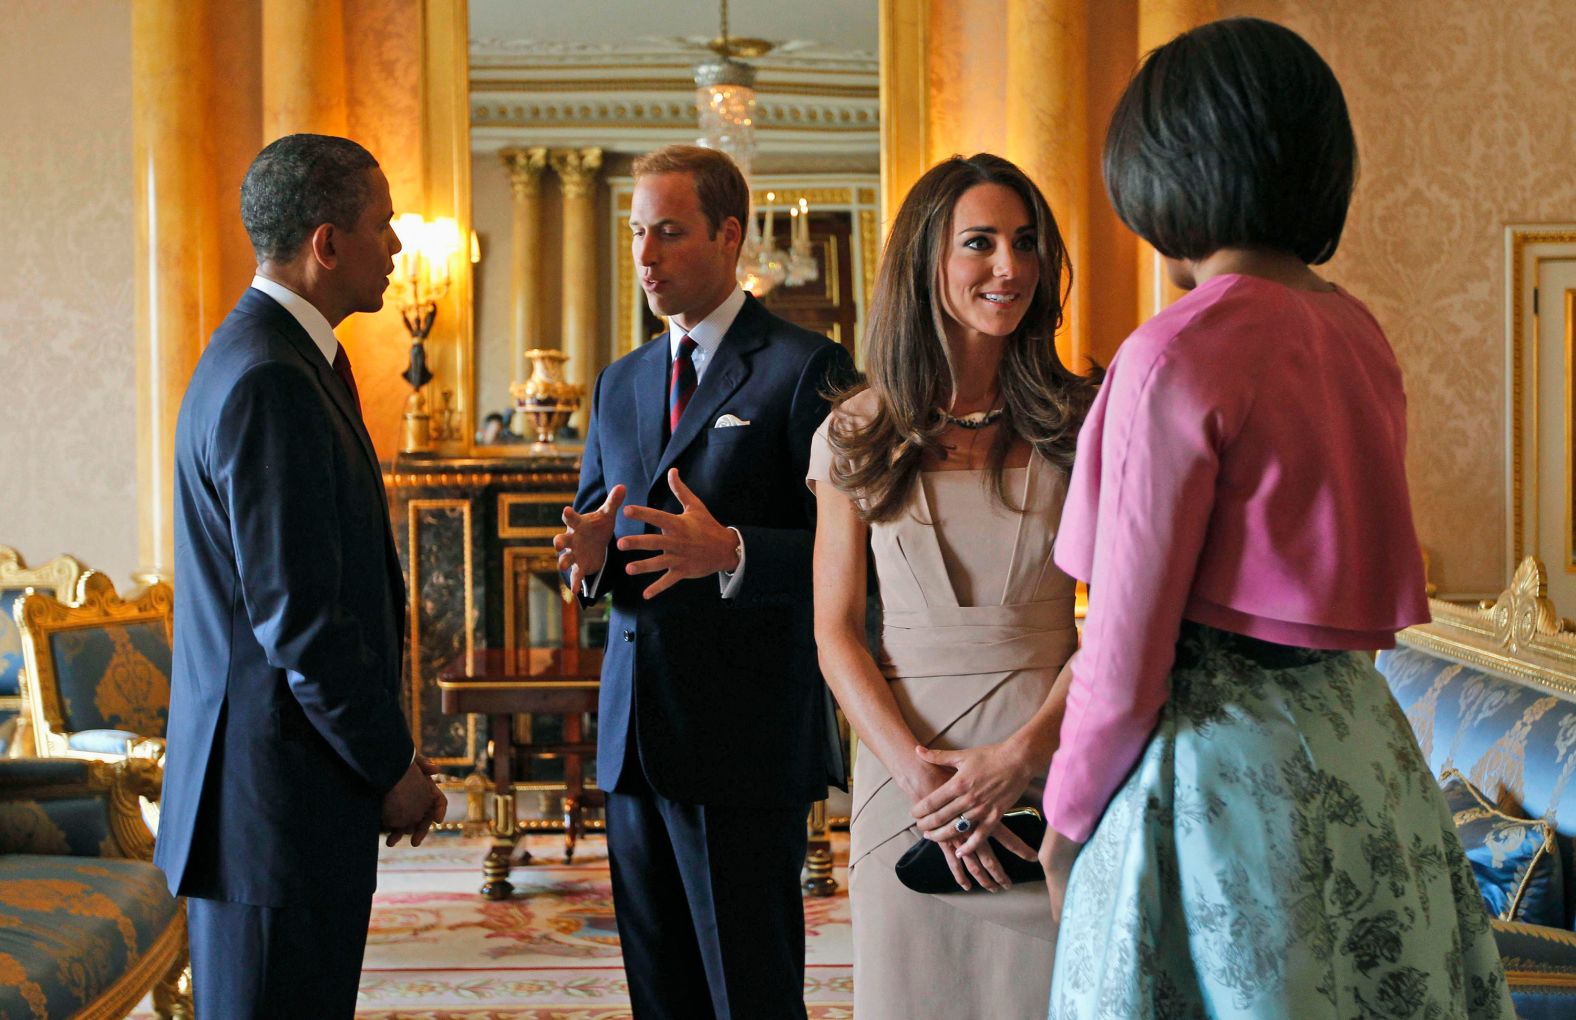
left=155, top=134, right=445, bottom=1019
left=555, top=144, right=853, bottom=1020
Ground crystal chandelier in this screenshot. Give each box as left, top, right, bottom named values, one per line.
left=693, top=0, right=817, bottom=298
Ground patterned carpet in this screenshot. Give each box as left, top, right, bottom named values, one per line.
left=135, top=831, right=853, bottom=1019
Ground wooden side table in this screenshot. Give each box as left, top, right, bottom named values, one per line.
left=437, top=647, right=603, bottom=900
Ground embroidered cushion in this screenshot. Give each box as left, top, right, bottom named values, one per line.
left=47, top=621, right=169, bottom=738
left=1442, top=768, right=1564, bottom=927
left=0, top=855, right=179, bottom=1020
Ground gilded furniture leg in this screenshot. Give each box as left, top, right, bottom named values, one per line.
left=803, top=799, right=837, bottom=897
left=562, top=710, right=584, bottom=863
left=152, top=905, right=194, bottom=1019
left=481, top=713, right=520, bottom=899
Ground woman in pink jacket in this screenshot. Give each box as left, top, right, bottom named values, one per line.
left=1037, top=18, right=1512, bottom=1018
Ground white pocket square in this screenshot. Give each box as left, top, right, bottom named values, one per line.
left=713, top=414, right=751, bottom=428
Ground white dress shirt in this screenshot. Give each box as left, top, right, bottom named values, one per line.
left=250, top=275, right=340, bottom=366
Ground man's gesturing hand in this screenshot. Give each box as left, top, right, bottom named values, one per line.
left=555, top=484, right=626, bottom=592
left=619, top=469, right=740, bottom=600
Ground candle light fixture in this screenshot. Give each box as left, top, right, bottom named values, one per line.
left=390, top=214, right=463, bottom=453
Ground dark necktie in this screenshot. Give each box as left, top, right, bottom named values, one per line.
left=332, top=344, right=363, bottom=417
left=668, top=335, right=697, bottom=435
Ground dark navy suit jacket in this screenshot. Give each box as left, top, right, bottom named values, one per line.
left=576, top=294, right=853, bottom=807
left=155, top=288, right=414, bottom=907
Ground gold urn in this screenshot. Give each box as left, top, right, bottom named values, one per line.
left=510, top=349, right=584, bottom=452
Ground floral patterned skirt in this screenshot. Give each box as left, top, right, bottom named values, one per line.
left=1049, top=623, right=1514, bottom=1020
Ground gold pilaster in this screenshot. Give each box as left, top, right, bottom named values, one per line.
left=550, top=148, right=603, bottom=435
left=260, top=0, right=348, bottom=139
left=500, top=148, right=549, bottom=408
left=133, top=0, right=220, bottom=582
left=1007, top=0, right=1090, bottom=373
left=1136, top=0, right=1216, bottom=322
left=878, top=0, right=929, bottom=235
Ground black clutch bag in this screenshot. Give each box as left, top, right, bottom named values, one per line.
left=894, top=806, right=1047, bottom=894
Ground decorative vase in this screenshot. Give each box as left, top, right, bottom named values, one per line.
left=510, top=349, right=584, bottom=452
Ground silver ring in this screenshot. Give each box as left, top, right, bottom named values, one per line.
left=953, top=815, right=972, bottom=834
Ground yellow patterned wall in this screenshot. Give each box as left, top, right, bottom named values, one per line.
left=1220, top=0, right=1576, bottom=594
left=0, top=0, right=138, bottom=583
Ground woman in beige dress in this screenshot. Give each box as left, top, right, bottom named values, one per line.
left=809, top=154, right=1097, bottom=1018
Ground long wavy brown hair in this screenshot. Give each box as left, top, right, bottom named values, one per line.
left=829, top=153, right=1099, bottom=522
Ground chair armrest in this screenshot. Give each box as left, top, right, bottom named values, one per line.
left=0, top=758, right=158, bottom=861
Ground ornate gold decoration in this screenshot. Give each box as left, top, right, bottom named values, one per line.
left=1397, top=556, right=1576, bottom=698
left=509, top=349, right=585, bottom=451
left=473, top=76, right=875, bottom=99
left=500, top=548, right=569, bottom=653
left=802, top=799, right=837, bottom=897
left=1508, top=229, right=1576, bottom=566
left=497, top=493, right=575, bottom=542
left=16, top=573, right=172, bottom=761
left=550, top=147, right=603, bottom=200
left=859, top=208, right=878, bottom=336
left=384, top=469, right=578, bottom=489
left=500, top=146, right=548, bottom=199
left=0, top=546, right=89, bottom=603
left=0, top=546, right=89, bottom=757
left=750, top=187, right=854, bottom=207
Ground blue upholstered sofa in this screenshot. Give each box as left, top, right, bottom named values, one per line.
left=1378, top=557, right=1576, bottom=1020
left=0, top=756, right=189, bottom=1018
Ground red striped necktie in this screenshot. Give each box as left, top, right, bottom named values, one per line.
left=668, top=335, right=697, bottom=435
left=332, top=344, right=363, bottom=417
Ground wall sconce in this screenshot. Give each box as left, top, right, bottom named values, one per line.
left=391, top=213, right=463, bottom=453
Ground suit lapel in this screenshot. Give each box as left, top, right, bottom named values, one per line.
left=632, top=337, right=669, bottom=485
left=242, top=289, right=383, bottom=482
left=649, top=297, right=768, bottom=490
left=241, top=290, right=405, bottom=615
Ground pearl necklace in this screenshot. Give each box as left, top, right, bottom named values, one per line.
left=939, top=407, right=1005, bottom=430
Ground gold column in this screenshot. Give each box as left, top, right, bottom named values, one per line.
left=133, top=0, right=220, bottom=582
left=1136, top=0, right=1216, bottom=321
left=1007, top=0, right=1090, bottom=373
left=261, top=0, right=348, bottom=139
left=500, top=147, right=549, bottom=400
left=879, top=0, right=929, bottom=234
left=550, top=148, right=603, bottom=435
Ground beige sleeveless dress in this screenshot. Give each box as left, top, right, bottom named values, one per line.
left=808, top=424, right=1078, bottom=1020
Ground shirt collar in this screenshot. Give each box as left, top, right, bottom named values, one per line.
left=250, top=274, right=339, bottom=367
left=670, top=285, right=746, bottom=361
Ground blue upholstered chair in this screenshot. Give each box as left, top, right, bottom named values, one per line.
left=1378, top=557, right=1576, bottom=1020
left=0, top=756, right=190, bottom=1017
left=0, top=546, right=88, bottom=757
left=14, top=572, right=171, bottom=765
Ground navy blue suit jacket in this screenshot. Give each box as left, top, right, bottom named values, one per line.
left=155, top=288, right=414, bottom=907
left=576, top=294, right=852, bottom=806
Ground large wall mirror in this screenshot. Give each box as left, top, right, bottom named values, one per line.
left=422, top=0, right=880, bottom=455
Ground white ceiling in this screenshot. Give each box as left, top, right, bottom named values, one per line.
left=469, top=0, right=878, bottom=60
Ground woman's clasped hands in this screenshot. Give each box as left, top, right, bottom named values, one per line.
left=902, top=742, right=1039, bottom=892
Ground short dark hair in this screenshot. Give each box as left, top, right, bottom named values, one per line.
left=240, top=134, right=381, bottom=263
left=1103, top=17, right=1356, bottom=265
left=631, top=144, right=749, bottom=240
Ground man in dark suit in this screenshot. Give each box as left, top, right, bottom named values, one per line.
left=555, top=144, right=853, bottom=1020
left=154, top=134, right=445, bottom=1019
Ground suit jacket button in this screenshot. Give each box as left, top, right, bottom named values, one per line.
left=622, top=629, right=635, bottom=642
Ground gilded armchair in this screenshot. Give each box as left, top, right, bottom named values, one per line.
left=0, top=756, right=191, bottom=1018
left=14, top=572, right=172, bottom=764
left=0, top=545, right=89, bottom=757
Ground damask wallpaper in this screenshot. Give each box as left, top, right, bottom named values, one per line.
left=0, top=0, right=138, bottom=584
left=1221, top=0, right=1576, bottom=595
left=2, top=0, right=1572, bottom=597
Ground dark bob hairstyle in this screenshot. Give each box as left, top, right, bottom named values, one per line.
left=1103, top=17, right=1356, bottom=265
